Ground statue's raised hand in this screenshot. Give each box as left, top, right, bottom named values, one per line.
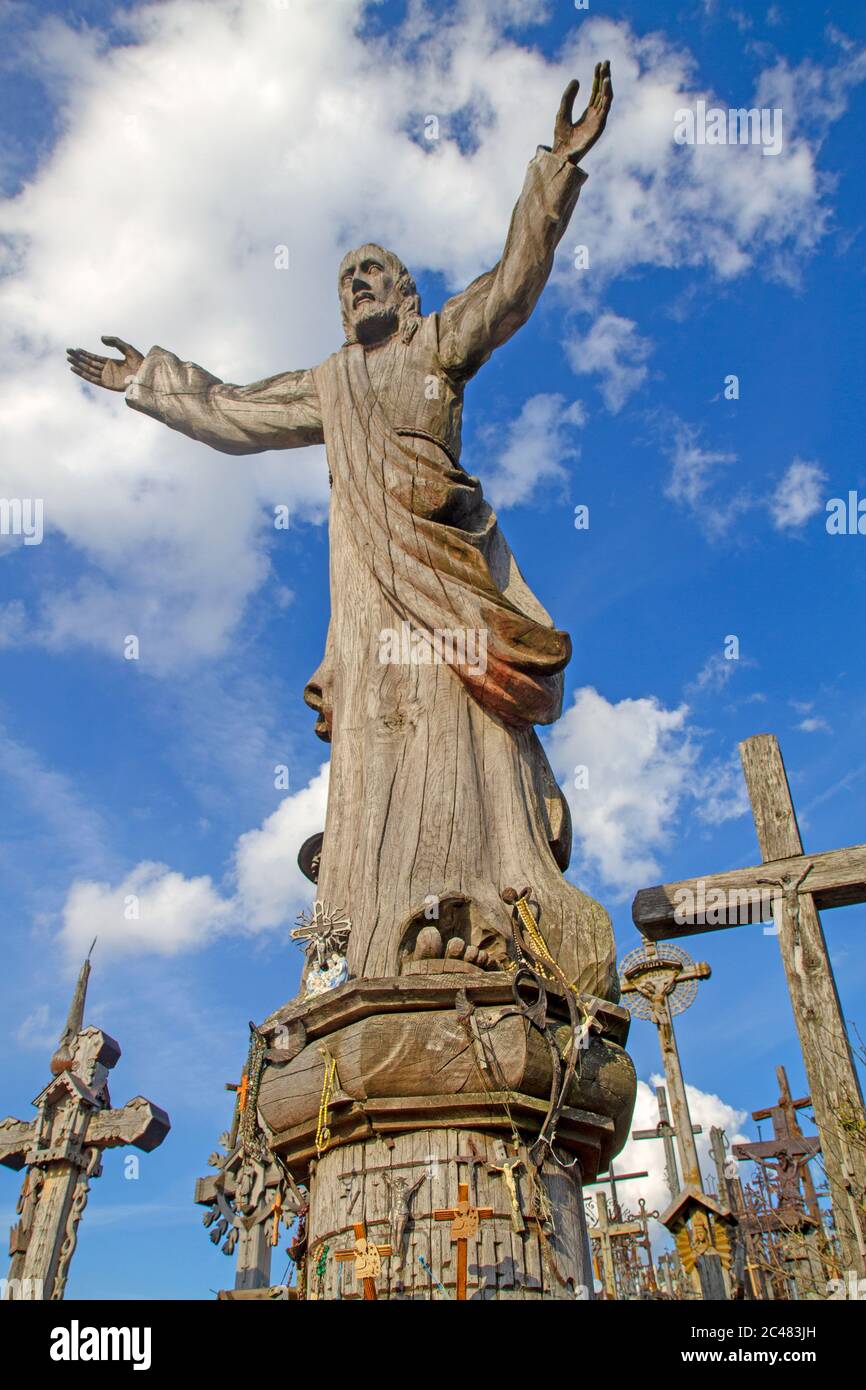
left=553, top=61, right=613, bottom=165
left=67, top=336, right=144, bottom=392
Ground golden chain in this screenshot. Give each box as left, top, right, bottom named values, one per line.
left=315, top=1047, right=339, bottom=1157
left=514, top=895, right=598, bottom=1054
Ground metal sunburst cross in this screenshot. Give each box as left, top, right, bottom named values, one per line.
left=291, top=900, right=352, bottom=967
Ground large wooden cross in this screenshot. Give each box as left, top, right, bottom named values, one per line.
left=433, top=1182, right=494, bottom=1301
left=632, top=734, right=866, bottom=1275
left=0, top=956, right=169, bottom=1300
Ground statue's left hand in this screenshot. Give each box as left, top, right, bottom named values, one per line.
left=552, top=61, right=613, bottom=165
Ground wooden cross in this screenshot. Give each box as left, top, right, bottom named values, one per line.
left=632, top=1084, right=702, bottom=1200
left=620, top=948, right=710, bottom=1193
left=590, top=1193, right=642, bottom=1300
left=334, top=1220, right=393, bottom=1299
left=751, top=1065, right=821, bottom=1225
left=733, top=1068, right=822, bottom=1229
left=632, top=733, right=866, bottom=1275
left=433, top=1182, right=494, bottom=1300
left=0, top=954, right=169, bottom=1300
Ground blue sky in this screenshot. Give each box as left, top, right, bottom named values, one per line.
left=1, top=0, right=865, bottom=1296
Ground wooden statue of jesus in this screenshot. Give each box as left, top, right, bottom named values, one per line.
left=68, top=66, right=616, bottom=999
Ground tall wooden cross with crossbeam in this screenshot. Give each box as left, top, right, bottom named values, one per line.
left=632, top=733, right=866, bottom=1276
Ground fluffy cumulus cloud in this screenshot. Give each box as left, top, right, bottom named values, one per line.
left=564, top=311, right=652, bottom=412
left=769, top=458, right=827, bottom=531
left=234, top=761, right=330, bottom=929
left=60, top=761, right=329, bottom=958
left=0, top=3, right=863, bottom=669
left=482, top=393, right=584, bottom=509
left=545, top=685, right=748, bottom=896
left=546, top=686, right=698, bottom=894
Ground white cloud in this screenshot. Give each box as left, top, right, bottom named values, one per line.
left=665, top=420, right=739, bottom=518
left=234, top=761, right=330, bottom=930
left=798, top=715, right=831, bottom=734
left=0, top=5, right=861, bottom=669
left=62, top=860, right=233, bottom=959
left=545, top=686, right=698, bottom=894
left=482, top=393, right=583, bottom=509
left=564, top=311, right=652, bottom=412
left=59, top=761, right=329, bottom=958
left=692, top=752, right=751, bottom=826
left=769, top=458, right=827, bottom=531
left=15, top=1003, right=59, bottom=1052
left=545, top=686, right=751, bottom=894
left=593, top=1076, right=749, bottom=1241
left=689, top=651, right=738, bottom=693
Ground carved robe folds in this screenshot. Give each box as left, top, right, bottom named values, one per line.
left=125, top=148, right=617, bottom=1000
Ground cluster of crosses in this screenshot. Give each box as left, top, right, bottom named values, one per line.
left=3, top=730, right=863, bottom=1301
left=585, top=733, right=866, bottom=1300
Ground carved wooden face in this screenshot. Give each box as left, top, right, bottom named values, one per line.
left=339, top=244, right=400, bottom=343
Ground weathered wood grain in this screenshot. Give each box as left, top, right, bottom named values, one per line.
left=305, top=1129, right=593, bottom=1300
left=633, top=842, right=866, bottom=938
left=738, top=735, right=866, bottom=1277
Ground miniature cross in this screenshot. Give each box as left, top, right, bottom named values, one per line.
left=334, top=1220, right=393, bottom=1299
left=590, top=1193, right=642, bottom=1301
left=433, top=1182, right=494, bottom=1300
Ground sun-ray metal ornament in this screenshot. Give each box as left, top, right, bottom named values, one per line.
left=618, top=941, right=701, bottom=1019
left=291, top=900, right=352, bottom=998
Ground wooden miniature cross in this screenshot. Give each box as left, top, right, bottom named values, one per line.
left=334, top=1220, right=393, bottom=1299
left=433, top=1182, right=494, bottom=1300
left=632, top=733, right=866, bottom=1276
left=751, top=1065, right=821, bottom=1224
left=590, top=1193, right=642, bottom=1301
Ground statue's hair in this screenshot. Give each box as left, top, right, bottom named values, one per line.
left=339, top=243, right=422, bottom=346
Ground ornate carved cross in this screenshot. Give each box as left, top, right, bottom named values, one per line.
left=1, top=956, right=169, bottom=1300
left=334, top=1220, right=393, bottom=1299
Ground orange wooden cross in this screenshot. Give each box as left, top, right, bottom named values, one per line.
left=433, top=1182, right=494, bottom=1300
left=334, top=1220, right=393, bottom=1300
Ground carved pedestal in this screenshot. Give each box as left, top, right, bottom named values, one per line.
left=254, top=974, right=636, bottom=1301
left=304, top=1128, right=592, bottom=1300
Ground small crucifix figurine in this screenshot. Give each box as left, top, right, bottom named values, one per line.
left=382, top=1171, right=425, bottom=1273
left=433, top=1182, right=494, bottom=1300
left=487, top=1145, right=526, bottom=1234
left=334, top=1220, right=393, bottom=1300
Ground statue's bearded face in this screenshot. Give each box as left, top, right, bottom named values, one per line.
left=339, top=245, right=402, bottom=345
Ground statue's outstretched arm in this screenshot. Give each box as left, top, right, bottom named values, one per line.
left=67, top=339, right=323, bottom=455
left=438, top=62, right=612, bottom=380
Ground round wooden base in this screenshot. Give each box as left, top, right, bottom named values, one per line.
left=303, top=1127, right=595, bottom=1301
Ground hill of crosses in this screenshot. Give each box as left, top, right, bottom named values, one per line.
left=40, top=51, right=864, bottom=1304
